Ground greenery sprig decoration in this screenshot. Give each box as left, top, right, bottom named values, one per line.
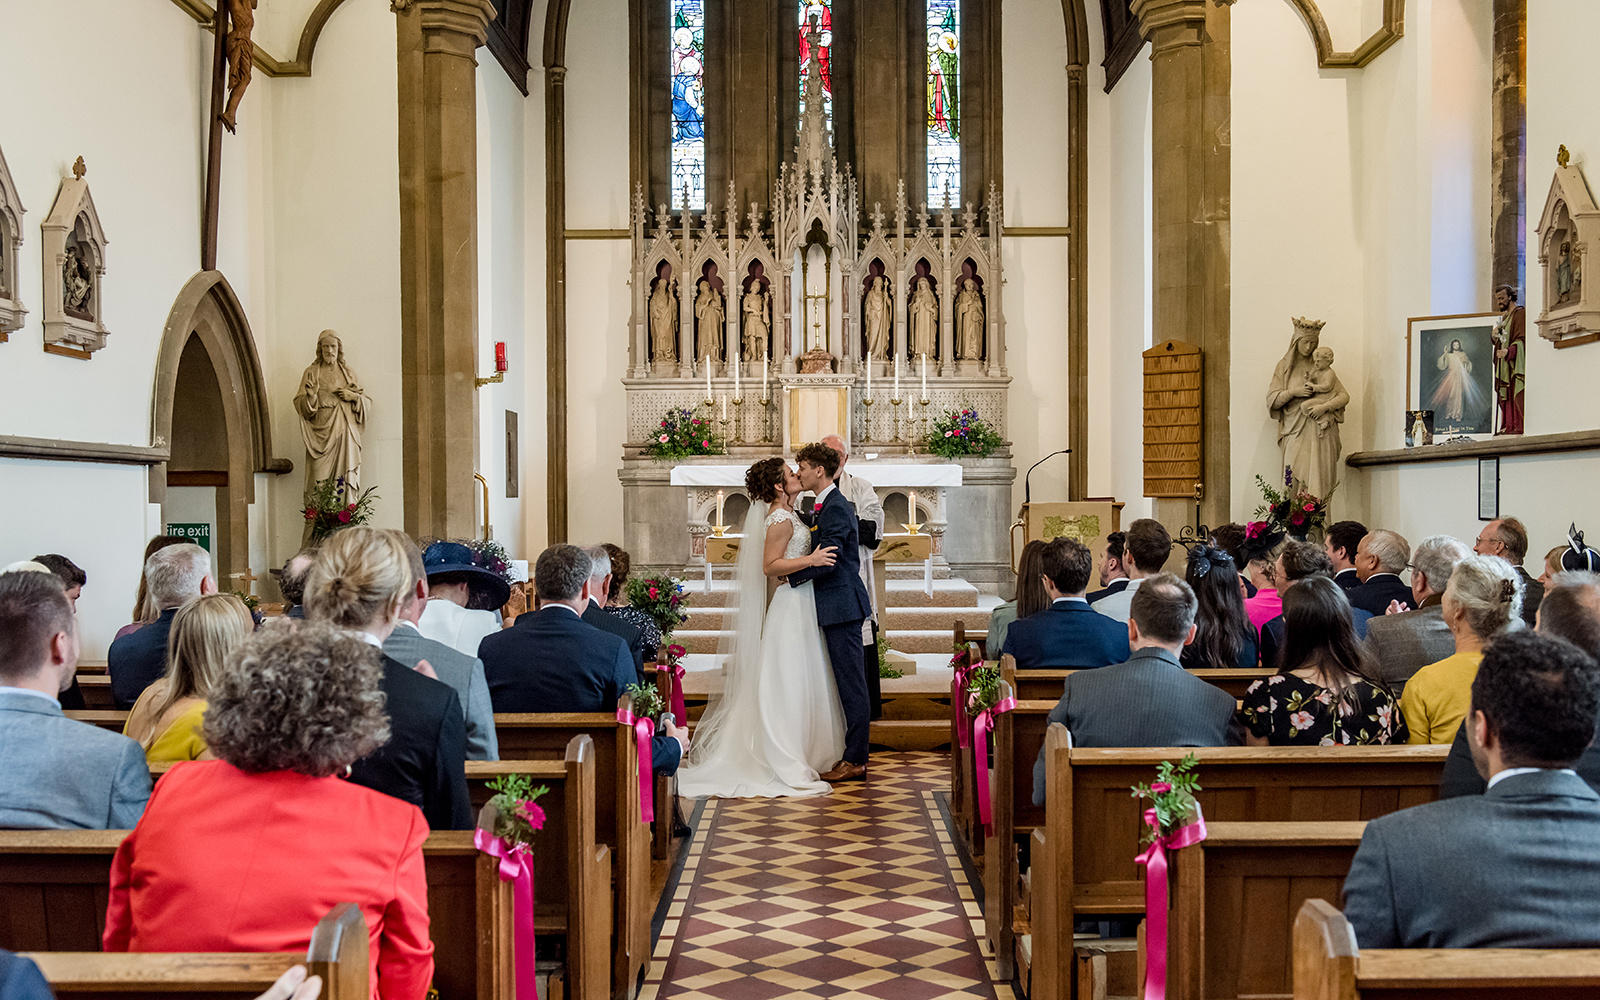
left=625, top=681, right=666, bottom=722
left=965, top=663, right=1002, bottom=714
left=877, top=634, right=903, bottom=679
left=485, top=773, right=549, bottom=850
left=1130, top=753, right=1203, bottom=846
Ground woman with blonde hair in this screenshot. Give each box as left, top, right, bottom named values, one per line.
left=305, top=526, right=471, bottom=829
left=123, top=593, right=253, bottom=762
left=1402, top=554, right=1523, bottom=743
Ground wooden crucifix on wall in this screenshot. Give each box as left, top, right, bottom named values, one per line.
left=202, top=0, right=257, bottom=271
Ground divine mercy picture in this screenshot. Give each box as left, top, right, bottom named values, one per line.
left=1408, top=314, right=1498, bottom=438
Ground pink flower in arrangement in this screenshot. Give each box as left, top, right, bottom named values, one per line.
left=659, top=434, right=669, bottom=443
left=1290, top=512, right=1306, bottom=526
left=701, top=440, right=710, bottom=448
left=661, top=420, right=668, bottom=428
left=693, top=419, right=702, bottom=426
left=668, top=644, right=687, bottom=659
left=337, top=510, right=352, bottom=524
left=648, top=587, right=660, bottom=599
left=1150, top=781, right=1172, bottom=794
left=944, top=430, right=954, bottom=438
left=514, top=800, right=547, bottom=831
left=669, top=595, right=680, bottom=605
left=1302, top=502, right=1316, bottom=512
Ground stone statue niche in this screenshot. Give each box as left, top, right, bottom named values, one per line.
left=740, top=261, right=771, bottom=363
left=861, top=259, right=892, bottom=365
left=648, top=260, right=679, bottom=369
left=907, top=260, right=939, bottom=361
left=1534, top=147, right=1600, bottom=347
left=694, top=260, right=725, bottom=367
left=40, top=157, right=109, bottom=358
left=954, top=259, right=986, bottom=365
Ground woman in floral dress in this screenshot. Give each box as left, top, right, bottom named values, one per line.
left=1238, top=576, right=1407, bottom=745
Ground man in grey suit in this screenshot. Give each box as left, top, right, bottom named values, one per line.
left=388, top=535, right=499, bottom=761
left=1032, top=574, right=1235, bottom=805
left=1363, top=534, right=1469, bottom=691
left=1344, top=631, right=1600, bottom=948
left=0, top=571, right=150, bottom=829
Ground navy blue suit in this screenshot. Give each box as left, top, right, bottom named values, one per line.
left=583, top=600, right=646, bottom=681
left=1000, top=599, right=1131, bottom=670
left=480, top=605, right=681, bottom=775
left=107, top=607, right=178, bottom=709
left=787, top=484, right=875, bottom=765
left=1349, top=574, right=1413, bottom=617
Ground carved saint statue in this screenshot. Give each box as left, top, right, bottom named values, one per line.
left=1265, top=318, right=1348, bottom=501
left=1558, top=241, right=1583, bottom=303
left=955, top=278, right=984, bottom=360
left=649, top=276, right=679, bottom=364
left=295, top=330, right=372, bottom=502
left=1492, top=284, right=1526, bottom=435
left=863, top=276, right=891, bottom=360
left=742, top=284, right=770, bottom=361
left=909, top=276, right=938, bottom=358
left=219, top=0, right=257, bottom=133
left=694, top=280, right=725, bottom=361
left=61, top=244, right=93, bottom=318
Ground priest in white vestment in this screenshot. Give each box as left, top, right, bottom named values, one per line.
left=822, top=435, right=886, bottom=716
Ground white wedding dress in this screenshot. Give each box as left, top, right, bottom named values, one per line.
left=676, top=504, right=846, bottom=798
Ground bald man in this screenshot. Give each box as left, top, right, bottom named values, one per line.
left=821, top=434, right=886, bottom=718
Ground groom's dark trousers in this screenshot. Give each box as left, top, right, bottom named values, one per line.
left=788, top=485, right=876, bottom=765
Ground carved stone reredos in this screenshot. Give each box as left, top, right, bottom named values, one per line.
left=1534, top=154, right=1600, bottom=346
left=41, top=159, right=110, bottom=357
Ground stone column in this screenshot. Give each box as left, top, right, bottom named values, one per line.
left=1491, top=0, right=1526, bottom=296
left=396, top=0, right=496, bottom=539
left=1131, top=0, right=1231, bottom=531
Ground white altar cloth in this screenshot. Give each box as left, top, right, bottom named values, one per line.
left=670, top=461, right=962, bottom=488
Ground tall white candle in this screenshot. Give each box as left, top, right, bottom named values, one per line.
left=865, top=356, right=872, bottom=401
left=909, top=490, right=919, bottom=523
left=894, top=354, right=901, bottom=398
left=715, top=489, right=725, bottom=525
left=705, top=356, right=713, bottom=401
left=733, top=349, right=741, bottom=396
left=920, top=353, right=928, bottom=401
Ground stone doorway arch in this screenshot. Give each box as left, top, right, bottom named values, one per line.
left=150, top=271, right=287, bottom=596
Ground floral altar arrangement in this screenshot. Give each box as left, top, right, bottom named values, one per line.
left=645, top=407, right=723, bottom=460
left=926, top=408, right=1003, bottom=458
left=1253, top=468, right=1330, bottom=540
left=301, top=476, right=378, bottom=543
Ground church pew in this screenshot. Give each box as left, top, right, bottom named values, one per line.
left=1026, top=730, right=1449, bottom=1000
left=947, top=637, right=984, bottom=860
left=953, top=619, right=988, bottom=663
left=1292, top=898, right=1600, bottom=1000
left=1011, top=667, right=1276, bottom=702
left=75, top=661, right=108, bottom=675
left=64, top=710, right=127, bottom=733
left=979, top=682, right=1053, bottom=979
left=24, top=903, right=368, bottom=1000
left=75, top=674, right=116, bottom=710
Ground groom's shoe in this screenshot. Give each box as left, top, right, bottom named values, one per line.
left=820, top=760, right=868, bottom=783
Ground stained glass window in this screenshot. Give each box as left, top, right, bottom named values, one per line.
left=798, top=1, right=833, bottom=135
left=926, top=0, right=960, bottom=203
left=671, top=0, right=706, bottom=209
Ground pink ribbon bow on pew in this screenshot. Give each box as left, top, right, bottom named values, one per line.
left=1134, top=795, right=1207, bottom=1000
left=668, top=663, right=688, bottom=724
left=616, top=707, right=656, bottom=824
left=953, top=660, right=973, bottom=750
left=474, top=829, right=540, bottom=1000
left=973, top=694, right=1017, bottom=832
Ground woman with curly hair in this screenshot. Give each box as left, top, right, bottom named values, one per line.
left=600, top=541, right=662, bottom=662
left=103, top=622, right=435, bottom=999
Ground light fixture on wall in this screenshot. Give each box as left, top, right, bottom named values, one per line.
left=475, top=341, right=507, bottom=387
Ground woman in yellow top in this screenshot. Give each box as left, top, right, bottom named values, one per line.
left=1402, top=554, right=1522, bottom=743
left=123, top=593, right=254, bottom=762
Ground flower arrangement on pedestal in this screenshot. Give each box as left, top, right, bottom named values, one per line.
left=926, top=408, right=1003, bottom=458
left=624, top=575, right=691, bottom=643
left=645, top=407, right=723, bottom=460
left=301, top=477, right=379, bottom=543
left=1253, top=468, right=1330, bottom=540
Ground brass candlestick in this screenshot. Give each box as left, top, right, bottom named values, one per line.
left=860, top=395, right=875, bottom=442
left=731, top=395, right=745, bottom=444
left=890, top=396, right=904, bottom=447
left=916, top=396, right=931, bottom=453
left=759, top=392, right=775, bottom=442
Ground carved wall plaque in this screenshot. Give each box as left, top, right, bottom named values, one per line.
left=1143, top=339, right=1203, bottom=498
left=1535, top=146, right=1599, bottom=348
left=0, top=143, right=24, bottom=342
left=40, top=157, right=109, bottom=358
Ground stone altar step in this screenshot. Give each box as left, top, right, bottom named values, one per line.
left=681, top=603, right=990, bottom=632
left=677, top=576, right=981, bottom=610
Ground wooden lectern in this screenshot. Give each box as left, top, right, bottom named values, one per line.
left=1009, top=500, right=1124, bottom=573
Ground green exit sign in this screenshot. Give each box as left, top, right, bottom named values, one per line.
left=166, top=522, right=212, bottom=553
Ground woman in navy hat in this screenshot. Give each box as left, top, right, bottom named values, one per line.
left=415, top=540, right=512, bottom=657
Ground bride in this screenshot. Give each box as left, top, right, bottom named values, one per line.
left=676, top=457, right=847, bottom=798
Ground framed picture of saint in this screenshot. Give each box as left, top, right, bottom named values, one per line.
left=1407, top=313, right=1499, bottom=439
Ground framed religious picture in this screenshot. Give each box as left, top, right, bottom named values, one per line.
left=1407, top=313, right=1499, bottom=440
left=1404, top=409, right=1434, bottom=448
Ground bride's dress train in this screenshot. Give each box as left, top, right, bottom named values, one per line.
left=676, top=506, right=846, bottom=798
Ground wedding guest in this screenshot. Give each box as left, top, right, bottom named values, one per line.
left=1092, top=519, right=1171, bottom=623
left=1539, top=545, right=1568, bottom=587
left=1555, top=530, right=1600, bottom=576
left=482, top=545, right=688, bottom=776
left=1239, top=578, right=1405, bottom=745
left=1241, top=528, right=1287, bottom=631
left=384, top=532, right=499, bottom=761
left=114, top=536, right=187, bottom=640
left=1475, top=516, right=1542, bottom=625
left=1258, top=541, right=1372, bottom=668
left=1365, top=535, right=1471, bottom=690
left=31, top=554, right=88, bottom=710
left=415, top=540, right=508, bottom=658
left=1342, top=631, right=1600, bottom=948
left=1348, top=529, right=1412, bottom=616
left=1086, top=532, right=1129, bottom=604
left=123, top=594, right=252, bottom=763
left=306, top=527, right=472, bottom=830
left=103, top=622, right=435, bottom=999
left=1402, top=554, right=1522, bottom=743
left=277, top=547, right=317, bottom=620
left=988, top=540, right=1048, bottom=657
left=581, top=545, right=645, bottom=681
left=1031, top=574, right=1235, bottom=804
left=1210, top=523, right=1256, bottom=599
left=1180, top=544, right=1259, bottom=670
left=0, top=951, right=51, bottom=1000
left=1001, top=538, right=1129, bottom=670
left=1440, top=572, right=1600, bottom=797
left=600, top=543, right=661, bottom=662
left=108, top=543, right=215, bottom=709
left=1323, top=520, right=1367, bottom=592
left=0, top=571, right=150, bottom=829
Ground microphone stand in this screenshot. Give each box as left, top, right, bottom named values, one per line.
left=1011, top=448, right=1071, bottom=569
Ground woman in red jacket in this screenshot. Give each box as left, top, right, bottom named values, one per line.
left=104, top=621, right=434, bottom=1000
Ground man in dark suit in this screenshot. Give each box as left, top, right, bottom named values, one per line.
left=107, top=543, right=215, bottom=708
left=1363, top=534, right=1469, bottom=689
left=1347, top=528, right=1414, bottom=616
left=1344, top=631, right=1600, bottom=947
left=480, top=545, right=687, bottom=775
left=1031, top=574, right=1235, bottom=805
left=1002, top=537, right=1130, bottom=670
left=1475, top=516, right=1543, bottom=626
left=787, top=442, right=876, bottom=783
left=580, top=545, right=645, bottom=681
left=1323, top=519, right=1367, bottom=592
left=1085, top=532, right=1129, bottom=604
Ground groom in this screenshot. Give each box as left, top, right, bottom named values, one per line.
left=789, top=442, right=875, bottom=782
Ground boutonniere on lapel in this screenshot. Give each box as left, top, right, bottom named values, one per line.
left=810, top=524, right=819, bottom=533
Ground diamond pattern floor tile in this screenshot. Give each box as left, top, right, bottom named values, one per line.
left=646, top=752, right=1012, bottom=999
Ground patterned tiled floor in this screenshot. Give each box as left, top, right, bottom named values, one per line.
left=643, top=752, right=1009, bottom=1000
